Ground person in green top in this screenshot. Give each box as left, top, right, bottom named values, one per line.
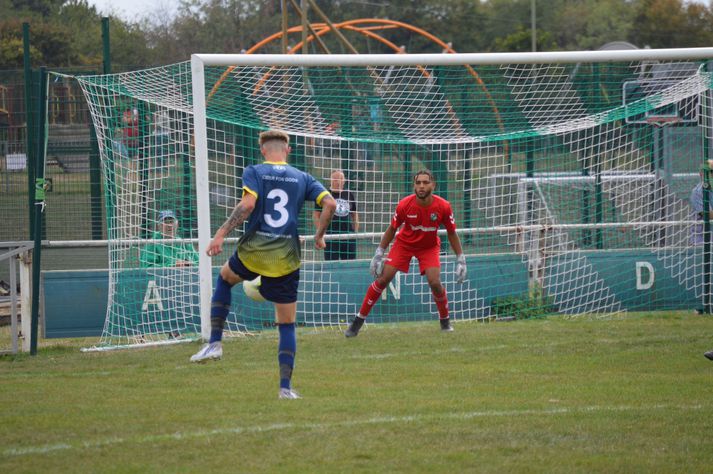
left=140, top=210, right=199, bottom=268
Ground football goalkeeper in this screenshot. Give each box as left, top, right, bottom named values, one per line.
left=345, top=169, right=466, bottom=337
left=190, top=130, right=336, bottom=400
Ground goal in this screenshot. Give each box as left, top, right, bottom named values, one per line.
left=76, top=48, right=713, bottom=350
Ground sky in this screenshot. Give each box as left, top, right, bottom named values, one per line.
left=87, top=0, right=181, bottom=21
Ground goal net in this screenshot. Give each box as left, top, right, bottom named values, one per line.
left=75, top=49, right=713, bottom=350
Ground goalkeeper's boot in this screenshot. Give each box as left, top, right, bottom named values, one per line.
left=190, top=342, right=223, bottom=363
left=704, top=350, right=713, bottom=361
left=440, top=318, right=454, bottom=332
left=344, top=316, right=365, bottom=338
left=278, top=388, right=302, bottom=399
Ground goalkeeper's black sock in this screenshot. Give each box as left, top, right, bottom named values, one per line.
left=350, top=315, right=365, bottom=331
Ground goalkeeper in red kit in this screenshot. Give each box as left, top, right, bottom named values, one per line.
left=345, top=169, right=467, bottom=337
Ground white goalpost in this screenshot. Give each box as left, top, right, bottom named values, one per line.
left=74, top=47, right=713, bottom=350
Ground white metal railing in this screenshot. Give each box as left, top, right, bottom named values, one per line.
left=0, top=242, right=33, bottom=354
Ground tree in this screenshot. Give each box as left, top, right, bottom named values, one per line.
left=493, top=27, right=555, bottom=52
left=631, top=0, right=713, bottom=48
left=0, top=0, right=158, bottom=69
left=0, top=18, right=79, bottom=68
left=10, top=0, right=65, bottom=17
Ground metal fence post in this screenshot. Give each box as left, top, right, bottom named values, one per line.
left=30, top=67, right=48, bottom=355
left=22, top=23, right=35, bottom=239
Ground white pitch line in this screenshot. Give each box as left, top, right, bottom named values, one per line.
left=349, top=345, right=507, bottom=360
left=3, top=403, right=706, bottom=457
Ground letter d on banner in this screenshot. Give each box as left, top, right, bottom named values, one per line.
left=636, top=261, right=655, bottom=290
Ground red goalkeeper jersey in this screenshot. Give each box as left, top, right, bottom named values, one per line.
left=390, top=194, right=456, bottom=249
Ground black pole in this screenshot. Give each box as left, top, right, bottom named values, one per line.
left=89, top=112, right=103, bottom=239
left=30, top=67, right=48, bottom=355
left=102, top=17, right=111, bottom=74
left=100, top=17, right=116, bottom=239
left=23, top=23, right=35, bottom=239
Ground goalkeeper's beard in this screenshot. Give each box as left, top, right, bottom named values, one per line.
left=416, top=189, right=432, bottom=200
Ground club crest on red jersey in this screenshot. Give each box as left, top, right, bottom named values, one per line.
left=430, top=212, right=438, bottom=221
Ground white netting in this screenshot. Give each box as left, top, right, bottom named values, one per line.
left=75, top=53, right=713, bottom=349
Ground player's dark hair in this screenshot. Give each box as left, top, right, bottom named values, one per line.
left=413, top=169, right=435, bottom=183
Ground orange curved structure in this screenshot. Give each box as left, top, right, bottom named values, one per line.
left=207, top=18, right=505, bottom=141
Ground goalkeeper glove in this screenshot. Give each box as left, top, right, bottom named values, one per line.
left=370, top=247, right=386, bottom=278
left=455, top=254, right=467, bottom=284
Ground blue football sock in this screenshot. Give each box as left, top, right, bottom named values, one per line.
left=278, top=323, right=296, bottom=390
left=209, top=274, right=233, bottom=343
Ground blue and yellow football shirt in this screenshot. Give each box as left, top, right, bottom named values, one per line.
left=237, top=162, right=330, bottom=277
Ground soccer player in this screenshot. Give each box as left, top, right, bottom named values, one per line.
left=190, top=130, right=336, bottom=400
left=345, top=169, right=467, bottom=337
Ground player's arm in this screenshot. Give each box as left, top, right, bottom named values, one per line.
left=206, top=193, right=256, bottom=257
left=352, top=209, right=360, bottom=233
left=314, top=194, right=336, bottom=249
left=443, top=204, right=467, bottom=283
left=370, top=223, right=398, bottom=278
left=448, top=230, right=467, bottom=283
left=378, top=225, right=397, bottom=250
left=312, top=209, right=321, bottom=229
left=374, top=201, right=404, bottom=257
left=447, top=230, right=463, bottom=256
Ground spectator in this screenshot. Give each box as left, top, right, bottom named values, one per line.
left=690, top=160, right=713, bottom=317
left=690, top=160, right=713, bottom=245
left=113, top=107, right=140, bottom=159
left=314, top=170, right=359, bottom=260
left=140, top=210, right=198, bottom=268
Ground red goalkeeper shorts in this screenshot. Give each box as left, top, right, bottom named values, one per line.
left=385, top=240, right=440, bottom=275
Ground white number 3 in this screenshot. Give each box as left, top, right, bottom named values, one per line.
left=264, top=188, right=289, bottom=228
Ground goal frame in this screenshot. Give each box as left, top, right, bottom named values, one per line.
left=190, top=47, right=713, bottom=340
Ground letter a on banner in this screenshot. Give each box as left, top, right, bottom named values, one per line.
left=142, top=280, right=165, bottom=311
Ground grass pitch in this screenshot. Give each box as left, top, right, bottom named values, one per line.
left=2, top=312, right=713, bottom=473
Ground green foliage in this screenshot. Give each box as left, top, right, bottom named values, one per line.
left=0, top=33, right=35, bottom=67
left=549, top=0, right=635, bottom=50
left=0, top=18, right=79, bottom=68
left=493, top=27, right=556, bottom=52
left=631, top=0, right=713, bottom=48
left=0, top=0, right=155, bottom=69
left=490, top=285, right=556, bottom=320
left=7, top=0, right=64, bottom=17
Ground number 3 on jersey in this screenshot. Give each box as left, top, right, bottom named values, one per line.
left=264, top=188, right=289, bottom=228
